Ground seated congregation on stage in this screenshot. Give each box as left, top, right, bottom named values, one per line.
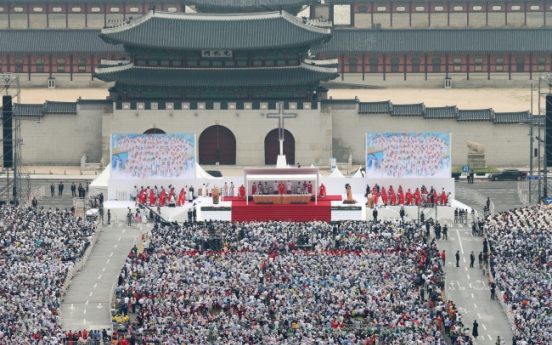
left=365, top=184, right=451, bottom=207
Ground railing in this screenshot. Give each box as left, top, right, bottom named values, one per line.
left=487, top=266, right=517, bottom=337
left=517, top=181, right=542, bottom=207
left=59, top=219, right=103, bottom=329
left=454, top=186, right=494, bottom=216
left=27, top=185, right=45, bottom=205
left=108, top=226, right=146, bottom=329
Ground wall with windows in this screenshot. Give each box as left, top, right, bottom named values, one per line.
left=316, top=2, right=552, bottom=28
left=324, top=53, right=550, bottom=86
left=0, top=53, right=126, bottom=87
left=0, top=2, right=184, bottom=29
left=130, top=50, right=304, bottom=69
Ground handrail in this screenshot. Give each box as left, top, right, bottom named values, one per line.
left=455, top=186, right=494, bottom=216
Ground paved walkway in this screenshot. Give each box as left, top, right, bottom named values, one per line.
left=438, top=224, right=513, bottom=345
left=61, top=220, right=146, bottom=332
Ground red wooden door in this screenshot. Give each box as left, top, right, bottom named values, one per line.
left=199, top=125, right=236, bottom=165
left=264, top=129, right=295, bottom=165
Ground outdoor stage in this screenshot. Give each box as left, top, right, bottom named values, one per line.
left=103, top=194, right=469, bottom=224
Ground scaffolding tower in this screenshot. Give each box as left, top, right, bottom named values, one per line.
left=1, top=72, right=31, bottom=205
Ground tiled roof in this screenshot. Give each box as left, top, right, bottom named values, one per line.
left=331, top=0, right=524, bottom=3
left=425, top=106, right=458, bottom=119
left=100, top=10, right=332, bottom=51
left=533, top=116, right=545, bottom=126
left=313, top=28, right=552, bottom=55
left=494, top=111, right=531, bottom=124
left=186, top=0, right=313, bottom=12
left=457, top=109, right=494, bottom=121
left=391, top=103, right=425, bottom=116
left=45, top=101, right=77, bottom=114
left=15, top=104, right=44, bottom=117
left=11, top=0, right=177, bottom=3
left=0, top=30, right=124, bottom=54
left=321, top=99, right=359, bottom=104
left=94, top=63, right=339, bottom=87
left=359, top=101, right=391, bottom=114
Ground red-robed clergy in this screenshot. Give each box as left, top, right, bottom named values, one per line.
left=149, top=189, right=156, bottom=206
left=373, top=190, right=379, bottom=205
left=177, top=188, right=186, bottom=206
left=239, top=185, right=245, bottom=198
left=397, top=185, right=403, bottom=195
left=307, top=182, right=313, bottom=194
left=381, top=187, right=388, bottom=205
left=278, top=181, right=285, bottom=195
left=252, top=183, right=256, bottom=195
left=398, top=190, right=405, bottom=205
left=390, top=191, right=397, bottom=205
left=405, top=189, right=413, bottom=205
left=169, top=187, right=176, bottom=201
left=159, top=188, right=167, bottom=206
left=432, top=190, right=438, bottom=205
left=139, top=189, right=147, bottom=204
left=440, top=190, right=447, bottom=205
left=414, top=188, right=422, bottom=206
left=319, top=183, right=326, bottom=198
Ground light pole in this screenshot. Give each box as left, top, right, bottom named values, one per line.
left=529, top=83, right=534, bottom=204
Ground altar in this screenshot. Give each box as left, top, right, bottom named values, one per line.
left=253, top=194, right=311, bottom=204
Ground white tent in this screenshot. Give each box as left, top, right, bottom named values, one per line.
left=329, top=167, right=344, bottom=178
left=196, top=163, right=219, bottom=179
left=88, top=165, right=110, bottom=196
left=89, top=163, right=217, bottom=197
left=352, top=167, right=364, bottom=178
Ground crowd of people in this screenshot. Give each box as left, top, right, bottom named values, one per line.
left=485, top=204, right=552, bottom=344
left=111, top=134, right=195, bottom=180
left=0, top=204, right=99, bottom=343
left=105, top=218, right=478, bottom=344
left=366, top=133, right=451, bottom=178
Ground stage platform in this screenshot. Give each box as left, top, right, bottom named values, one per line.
left=103, top=194, right=471, bottom=224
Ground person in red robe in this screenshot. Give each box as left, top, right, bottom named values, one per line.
left=381, top=187, right=388, bottom=205
left=398, top=190, right=405, bottom=205
left=278, top=181, right=285, bottom=195
left=414, top=188, right=422, bottom=206
left=441, top=190, right=448, bottom=205
left=373, top=190, right=379, bottom=205
left=177, top=188, right=186, bottom=206
left=406, top=189, right=413, bottom=205
left=139, top=188, right=147, bottom=204
left=252, top=183, right=256, bottom=196
left=397, top=185, right=403, bottom=196
left=390, top=191, right=397, bottom=205
left=149, top=189, right=156, bottom=206
left=307, top=182, right=313, bottom=194
left=319, top=183, right=326, bottom=198
left=257, top=182, right=263, bottom=195
left=159, top=188, right=167, bottom=207
left=432, top=190, right=438, bottom=205
left=239, top=185, right=245, bottom=198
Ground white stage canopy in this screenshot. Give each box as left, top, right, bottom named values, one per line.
left=329, top=167, right=344, bottom=178
left=244, top=167, right=320, bottom=205
left=89, top=165, right=110, bottom=196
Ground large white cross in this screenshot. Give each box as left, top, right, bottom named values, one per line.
left=267, top=101, right=297, bottom=156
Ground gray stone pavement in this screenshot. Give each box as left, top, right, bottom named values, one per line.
left=437, top=224, right=513, bottom=345
left=61, top=220, right=147, bottom=332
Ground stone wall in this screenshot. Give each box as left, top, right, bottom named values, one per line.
left=19, top=103, right=103, bottom=165
left=329, top=106, right=530, bottom=167
left=102, top=107, right=332, bottom=167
